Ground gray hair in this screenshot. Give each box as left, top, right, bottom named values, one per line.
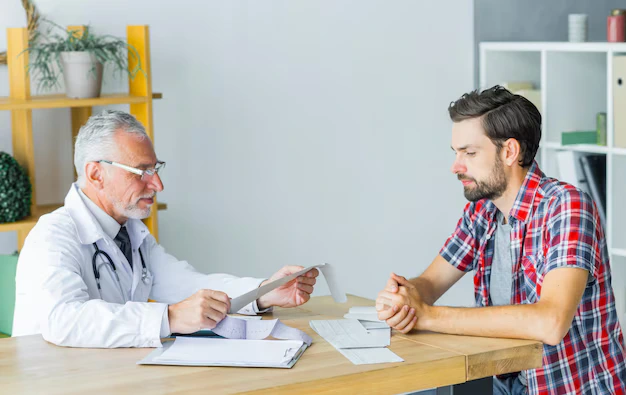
left=74, top=110, right=149, bottom=187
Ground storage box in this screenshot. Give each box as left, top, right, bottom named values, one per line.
left=561, top=130, right=598, bottom=145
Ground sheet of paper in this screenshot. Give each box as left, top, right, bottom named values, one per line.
left=153, top=337, right=303, bottom=366
left=212, top=316, right=313, bottom=346
left=229, top=315, right=262, bottom=321
left=337, top=347, right=404, bottom=365
left=309, top=319, right=389, bottom=348
left=318, top=263, right=347, bottom=303
left=229, top=263, right=346, bottom=313
left=359, top=320, right=389, bottom=330
left=344, top=306, right=386, bottom=324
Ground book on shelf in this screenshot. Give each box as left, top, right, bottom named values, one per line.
left=556, top=151, right=606, bottom=227
left=556, top=151, right=591, bottom=195
left=579, top=154, right=607, bottom=227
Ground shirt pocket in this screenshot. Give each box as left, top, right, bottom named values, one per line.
left=520, top=254, right=545, bottom=302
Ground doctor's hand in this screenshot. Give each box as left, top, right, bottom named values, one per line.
left=376, top=273, right=428, bottom=334
left=257, top=266, right=319, bottom=309
left=168, top=289, right=231, bottom=334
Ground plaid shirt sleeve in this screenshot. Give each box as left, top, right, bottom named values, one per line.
left=440, top=201, right=478, bottom=272
left=544, top=189, right=600, bottom=277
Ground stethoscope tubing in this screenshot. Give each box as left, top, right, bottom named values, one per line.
left=92, top=241, right=149, bottom=302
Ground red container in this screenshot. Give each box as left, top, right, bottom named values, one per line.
left=608, top=15, right=626, bottom=42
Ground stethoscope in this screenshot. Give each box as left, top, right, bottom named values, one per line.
left=92, top=242, right=149, bottom=302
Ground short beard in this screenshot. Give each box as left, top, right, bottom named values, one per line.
left=459, top=156, right=508, bottom=202
left=107, top=192, right=154, bottom=220
left=119, top=202, right=152, bottom=220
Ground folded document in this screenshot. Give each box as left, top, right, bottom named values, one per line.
left=310, top=318, right=403, bottom=365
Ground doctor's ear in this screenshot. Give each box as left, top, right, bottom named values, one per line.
left=84, top=162, right=106, bottom=189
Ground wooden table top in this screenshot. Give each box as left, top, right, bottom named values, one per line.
left=0, top=295, right=542, bottom=394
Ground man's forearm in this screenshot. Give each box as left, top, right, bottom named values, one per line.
left=421, top=303, right=559, bottom=345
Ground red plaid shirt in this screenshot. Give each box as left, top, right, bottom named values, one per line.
left=440, top=161, right=626, bottom=394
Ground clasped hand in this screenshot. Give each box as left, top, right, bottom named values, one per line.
left=375, top=272, right=427, bottom=333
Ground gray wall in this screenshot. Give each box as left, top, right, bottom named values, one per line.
left=474, top=0, right=625, bottom=86
left=1, top=1, right=475, bottom=304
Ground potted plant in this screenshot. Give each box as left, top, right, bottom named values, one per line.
left=24, top=21, right=144, bottom=99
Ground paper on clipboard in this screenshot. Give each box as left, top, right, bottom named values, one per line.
left=228, top=263, right=346, bottom=313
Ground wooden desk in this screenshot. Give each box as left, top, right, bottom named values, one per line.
left=0, top=295, right=542, bottom=394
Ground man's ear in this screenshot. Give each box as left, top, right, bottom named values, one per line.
left=502, top=138, right=521, bottom=167
left=84, top=162, right=105, bottom=190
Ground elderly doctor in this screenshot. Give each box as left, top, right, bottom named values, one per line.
left=12, top=110, right=319, bottom=348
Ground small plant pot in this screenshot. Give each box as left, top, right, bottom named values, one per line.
left=60, top=52, right=103, bottom=99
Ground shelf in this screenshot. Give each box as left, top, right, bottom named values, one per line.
left=613, top=147, right=626, bottom=156
left=611, top=248, right=626, bottom=258
left=481, top=42, right=626, bottom=53
left=0, top=92, right=162, bottom=111
left=542, top=142, right=609, bottom=154
left=0, top=202, right=167, bottom=233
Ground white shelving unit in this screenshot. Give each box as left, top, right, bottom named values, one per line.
left=480, top=41, right=626, bottom=324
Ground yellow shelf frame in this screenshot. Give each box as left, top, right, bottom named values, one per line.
left=2, top=25, right=163, bottom=251
left=0, top=93, right=162, bottom=110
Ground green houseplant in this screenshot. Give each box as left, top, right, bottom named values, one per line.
left=25, top=20, right=144, bottom=98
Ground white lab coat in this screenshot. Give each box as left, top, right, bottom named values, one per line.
left=12, top=183, right=265, bottom=348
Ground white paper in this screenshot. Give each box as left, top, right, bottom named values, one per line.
left=228, top=315, right=262, bottom=321
left=343, top=306, right=386, bottom=324
left=338, top=347, right=404, bottom=365
left=154, top=337, right=303, bottom=366
left=212, top=316, right=313, bottom=346
left=359, top=321, right=390, bottom=330
left=309, top=319, right=389, bottom=348
left=318, top=263, right=347, bottom=303
left=229, top=263, right=346, bottom=313
left=310, top=318, right=402, bottom=365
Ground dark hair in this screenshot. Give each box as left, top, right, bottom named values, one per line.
left=448, top=85, right=541, bottom=168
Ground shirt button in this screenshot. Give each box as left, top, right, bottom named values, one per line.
left=485, top=234, right=491, bottom=240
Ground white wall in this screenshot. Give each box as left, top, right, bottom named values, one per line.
left=0, top=1, right=475, bottom=305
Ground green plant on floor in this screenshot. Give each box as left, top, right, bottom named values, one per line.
left=0, top=152, right=31, bottom=223
left=24, top=19, right=144, bottom=92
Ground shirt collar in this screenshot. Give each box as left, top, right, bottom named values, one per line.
left=77, top=188, right=122, bottom=240
left=508, top=160, right=544, bottom=223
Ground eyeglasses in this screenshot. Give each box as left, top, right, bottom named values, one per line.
left=98, top=160, right=166, bottom=181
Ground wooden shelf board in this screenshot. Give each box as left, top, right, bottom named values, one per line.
left=0, top=202, right=167, bottom=233
left=0, top=92, right=162, bottom=111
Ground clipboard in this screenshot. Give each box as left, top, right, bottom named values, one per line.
left=137, top=338, right=308, bottom=368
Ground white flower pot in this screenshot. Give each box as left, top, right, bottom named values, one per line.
left=60, top=52, right=103, bottom=99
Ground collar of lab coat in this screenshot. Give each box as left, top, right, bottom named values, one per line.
left=64, top=183, right=150, bottom=249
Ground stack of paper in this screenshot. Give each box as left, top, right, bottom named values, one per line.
left=138, top=337, right=307, bottom=368
left=310, top=316, right=403, bottom=365
left=344, top=306, right=389, bottom=329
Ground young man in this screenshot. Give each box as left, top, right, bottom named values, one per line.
left=376, top=86, right=626, bottom=394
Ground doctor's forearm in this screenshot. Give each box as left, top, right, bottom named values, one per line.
left=42, top=300, right=166, bottom=348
